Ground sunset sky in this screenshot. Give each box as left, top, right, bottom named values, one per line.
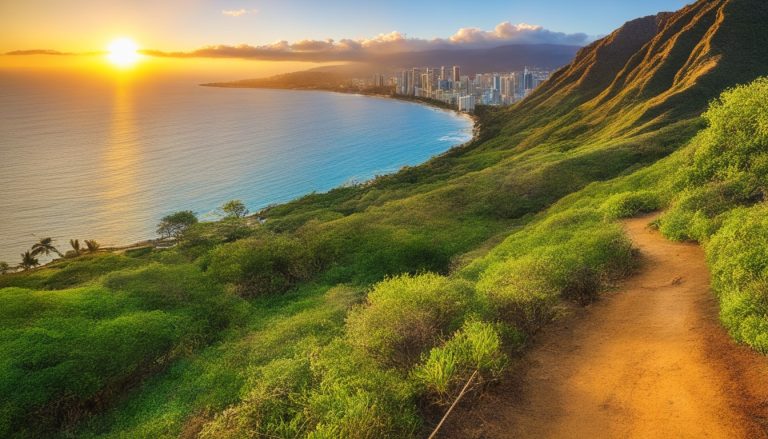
left=0, top=0, right=691, bottom=77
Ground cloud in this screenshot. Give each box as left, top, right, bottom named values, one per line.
left=5, top=49, right=75, bottom=56
left=11, top=21, right=591, bottom=63
left=448, top=22, right=588, bottom=46
left=145, top=21, right=590, bottom=62
left=222, top=8, right=258, bottom=17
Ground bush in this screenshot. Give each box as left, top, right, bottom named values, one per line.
left=686, top=77, right=768, bottom=190
left=706, top=206, right=768, bottom=353
left=345, top=274, right=473, bottom=368
left=41, top=253, right=147, bottom=290
left=659, top=205, right=695, bottom=241
left=207, top=234, right=316, bottom=296
left=412, top=320, right=507, bottom=404
left=198, top=355, right=312, bottom=439
left=562, top=266, right=601, bottom=305
left=476, top=255, right=561, bottom=333
left=305, top=340, right=420, bottom=439
left=602, top=190, right=661, bottom=219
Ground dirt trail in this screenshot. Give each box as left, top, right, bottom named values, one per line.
left=442, top=214, right=768, bottom=438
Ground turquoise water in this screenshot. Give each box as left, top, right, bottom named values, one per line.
left=0, top=73, right=472, bottom=263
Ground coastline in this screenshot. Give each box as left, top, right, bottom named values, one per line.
left=202, top=82, right=480, bottom=151
left=2, top=86, right=479, bottom=273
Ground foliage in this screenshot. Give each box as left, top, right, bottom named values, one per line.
left=602, top=190, right=662, bottom=219
left=30, top=237, right=62, bottom=258
left=156, top=210, right=198, bottom=239
left=412, top=320, right=508, bottom=404
left=706, top=207, right=768, bottom=353
left=656, top=78, right=768, bottom=354
left=218, top=200, right=249, bottom=219
left=303, top=340, right=420, bottom=439
left=84, top=240, right=100, bottom=253
left=69, top=239, right=81, bottom=256
left=0, top=262, right=10, bottom=275
left=206, top=233, right=316, bottom=297
left=19, top=251, right=39, bottom=271
left=346, top=274, right=473, bottom=368
left=0, top=263, right=246, bottom=437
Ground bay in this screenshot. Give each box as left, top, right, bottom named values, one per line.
left=0, top=73, right=472, bottom=263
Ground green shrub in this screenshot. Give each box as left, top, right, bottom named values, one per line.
left=345, top=274, right=472, bottom=368
left=659, top=205, right=695, bottom=241
left=412, top=320, right=507, bottom=404
left=662, top=78, right=768, bottom=242
left=207, top=234, right=316, bottom=296
left=124, top=246, right=153, bottom=258
left=686, top=78, right=768, bottom=190
left=706, top=206, right=768, bottom=353
left=562, top=266, right=601, bottom=305
left=475, top=212, right=634, bottom=330
left=602, top=190, right=661, bottom=219
left=476, top=255, right=561, bottom=332
left=305, top=340, right=420, bottom=439
left=198, top=355, right=312, bottom=439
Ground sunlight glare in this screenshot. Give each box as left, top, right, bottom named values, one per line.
left=107, top=38, right=140, bottom=68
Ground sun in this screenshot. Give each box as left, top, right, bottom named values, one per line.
left=107, top=38, right=140, bottom=68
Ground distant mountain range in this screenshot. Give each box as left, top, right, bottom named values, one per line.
left=206, top=43, right=581, bottom=89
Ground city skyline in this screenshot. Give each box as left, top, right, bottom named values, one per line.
left=387, top=65, right=551, bottom=112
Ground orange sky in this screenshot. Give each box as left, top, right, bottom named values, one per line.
left=0, top=51, right=332, bottom=82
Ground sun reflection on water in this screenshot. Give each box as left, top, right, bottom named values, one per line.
left=100, top=77, right=145, bottom=240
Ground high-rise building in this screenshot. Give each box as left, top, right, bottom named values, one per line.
left=452, top=65, right=460, bottom=83
left=492, top=74, right=501, bottom=92
left=440, top=66, right=447, bottom=81
left=458, top=94, right=475, bottom=112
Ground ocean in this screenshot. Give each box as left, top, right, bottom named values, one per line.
left=0, top=72, right=472, bottom=263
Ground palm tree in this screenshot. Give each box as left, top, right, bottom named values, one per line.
left=0, top=261, right=10, bottom=275
left=70, top=239, right=81, bottom=256
left=85, top=239, right=100, bottom=253
left=19, top=251, right=39, bottom=271
left=31, top=237, right=63, bottom=258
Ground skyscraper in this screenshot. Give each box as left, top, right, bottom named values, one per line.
left=452, top=66, right=460, bottom=83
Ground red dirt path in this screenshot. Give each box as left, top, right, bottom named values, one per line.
left=441, top=214, right=768, bottom=438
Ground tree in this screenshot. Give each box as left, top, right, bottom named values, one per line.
left=70, top=239, right=81, bottom=256
left=19, top=251, right=39, bottom=271
left=157, top=210, right=198, bottom=239
left=31, top=237, right=63, bottom=258
left=84, top=240, right=100, bottom=252
left=219, top=200, right=249, bottom=219
left=0, top=261, right=10, bottom=275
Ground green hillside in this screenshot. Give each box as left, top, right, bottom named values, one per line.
left=2, top=0, right=768, bottom=437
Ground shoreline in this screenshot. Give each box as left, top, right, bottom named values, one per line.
left=202, top=83, right=480, bottom=153
left=1, top=86, right=479, bottom=273
left=201, top=82, right=477, bottom=128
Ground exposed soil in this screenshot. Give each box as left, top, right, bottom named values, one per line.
left=440, top=214, right=768, bottom=438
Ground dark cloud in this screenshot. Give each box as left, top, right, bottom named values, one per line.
left=5, top=49, right=75, bottom=56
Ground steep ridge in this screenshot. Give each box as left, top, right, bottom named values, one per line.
left=502, top=0, right=768, bottom=150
